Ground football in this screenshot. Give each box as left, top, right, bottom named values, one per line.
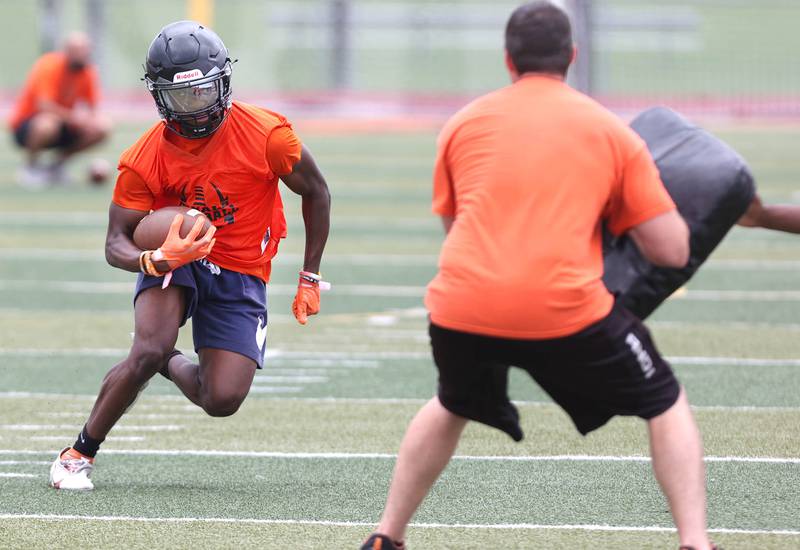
left=133, top=206, right=213, bottom=250
left=88, top=158, right=111, bottom=186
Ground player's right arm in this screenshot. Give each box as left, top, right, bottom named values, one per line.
left=105, top=203, right=152, bottom=273
left=106, top=168, right=172, bottom=273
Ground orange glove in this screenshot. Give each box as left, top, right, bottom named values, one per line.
left=292, top=271, right=330, bottom=325
left=152, top=214, right=216, bottom=270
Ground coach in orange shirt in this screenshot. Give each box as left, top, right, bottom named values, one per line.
left=8, top=32, right=109, bottom=186
left=361, top=3, right=715, bottom=550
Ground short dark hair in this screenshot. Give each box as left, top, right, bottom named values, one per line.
left=505, top=1, right=573, bottom=76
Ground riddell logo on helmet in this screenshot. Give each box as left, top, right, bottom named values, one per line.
left=173, top=69, right=204, bottom=82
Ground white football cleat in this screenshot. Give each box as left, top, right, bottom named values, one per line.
left=49, top=447, right=95, bottom=490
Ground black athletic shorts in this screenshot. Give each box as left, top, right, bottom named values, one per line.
left=431, top=303, right=681, bottom=441
left=12, top=115, right=78, bottom=150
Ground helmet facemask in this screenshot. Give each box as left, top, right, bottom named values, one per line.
left=146, top=60, right=232, bottom=139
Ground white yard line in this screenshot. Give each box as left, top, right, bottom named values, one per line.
left=0, top=392, right=99, bottom=400
left=1, top=392, right=799, bottom=413
left=0, top=349, right=432, bottom=359
left=7, top=249, right=800, bottom=270
left=0, top=280, right=426, bottom=297
left=0, top=449, right=796, bottom=464
left=0, top=280, right=133, bottom=293
left=252, top=375, right=329, bottom=384
left=0, top=214, right=438, bottom=231
left=0, top=473, right=37, bottom=478
left=690, top=404, right=800, bottom=412
left=132, top=403, right=200, bottom=411
left=358, top=321, right=800, bottom=337
left=667, top=356, right=800, bottom=367
left=0, top=249, right=105, bottom=260
left=265, top=396, right=800, bottom=413
left=0, top=248, right=440, bottom=265
left=7, top=248, right=800, bottom=279
left=252, top=359, right=380, bottom=368
left=11, top=278, right=800, bottom=300
left=671, top=289, right=800, bottom=301
left=5, top=347, right=800, bottom=366
left=27, top=436, right=145, bottom=442
left=247, top=387, right=305, bottom=394
left=0, top=307, right=133, bottom=316
left=0, top=212, right=105, bottom=224
left=650, top=320, right=800, bottom=331
left=704, top=259, right=800, bottom=270
left=40, top=412, right=196, bottom=420
left=0, top=424, right=182, bottom=432
left=257, top=369, right=341, bottom=375
left=0, top=513, right=796, bottom=536
left=267, top=397, right=430, bottom=405
left=14, top=311, right=800, bottom=328
left=0, top=348, right=131, bottom=357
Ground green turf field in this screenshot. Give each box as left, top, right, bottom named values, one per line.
left=0, top=119, right=799, bottom=549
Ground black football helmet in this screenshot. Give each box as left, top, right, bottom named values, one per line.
left=144, top=20, right=232, bottom=139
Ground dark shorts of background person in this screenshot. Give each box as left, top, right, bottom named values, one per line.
left=12, top=115, right=79, bottom=150
left=430, top=302, right=681, bottom=441
left=134, top=259, right=269, bottom=368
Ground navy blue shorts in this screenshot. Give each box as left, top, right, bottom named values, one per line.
left=135, top=260, right=268, bottom=368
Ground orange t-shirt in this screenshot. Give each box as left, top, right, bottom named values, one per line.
left=425, top=75, right=676, bottom=339
left=8, top=51, right=99, bottom=130
left=112, top=101, right=302, bottom=282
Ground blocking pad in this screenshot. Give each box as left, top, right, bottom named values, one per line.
left=602, top=106, right=756, bottom=319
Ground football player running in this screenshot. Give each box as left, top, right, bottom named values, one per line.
left=49, top=21, right=331, bottom=490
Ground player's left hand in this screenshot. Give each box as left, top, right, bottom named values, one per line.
left=154, top=214, right=216, bottom=270
left=292, top=271, right=328, bottom=325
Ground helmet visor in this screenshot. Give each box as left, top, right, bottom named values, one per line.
left=160, top=81, right=220, bottom=114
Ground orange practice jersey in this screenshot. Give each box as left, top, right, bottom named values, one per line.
left=8, top=51, right=99, bottom=130
left=426, top=75, right=676, bottom=339
left=112, top=101, right=302, bottom=282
